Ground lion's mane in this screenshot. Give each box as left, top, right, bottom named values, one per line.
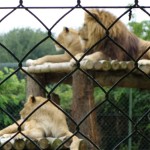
left=79, top=9, right=150, bottom=61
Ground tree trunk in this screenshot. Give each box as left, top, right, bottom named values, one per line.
left=26, top=74, right=46, bottom=97
left=71, top=70, right=100, bottom=149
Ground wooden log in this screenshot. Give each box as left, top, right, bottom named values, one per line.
left=137, top=65, right=150, bottom=74
left=24, top=62, right=73, bottom=73
left=24, top=60, right=150, bottom=74
left=138, top=59, right=150, bottom=74
left=94, top=60, right=111, bottom=71
left=44, top=137, right=71, bottom=149
left=0, top=137, right=14, bottom=150
left=38, top=138, right=50, bottom=150
left=70, top=59, right=94, bottom=70
left=25, top=59, right=95, bottom=73
left=80, top=59, right=94, bottom=70
left=78, top=139, right=88, bottom=150
left=1, top=142, right=12, bottom=150
left=111, top=60, right=120, bottom=70
left=13, top=139, right=25, bottom=150
left=46, top=137, right=64, bottom=150
left=26, top=74, right=46, bottom=97
left=0, top=137, right=73, bottom=150
left=138, top=59, right=150, bottom=65
left=127, top=61, right=134, bottom=70
left=61, top=136, right=72, bottom=148
left=51, top=139, right=63, bottom=150
left=25, top=139, right=39, bottom=150
left=119, top=61, right=127, bottom=70
left=72, top=70, right=100, bottom=149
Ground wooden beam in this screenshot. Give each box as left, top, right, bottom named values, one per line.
left=94, top=71, right=150, bottom=89
left=26, top=74, right=47, bottom=97
left=71, top=70, right=100, bottom=149
left=43, top=70, right=150, bottom=89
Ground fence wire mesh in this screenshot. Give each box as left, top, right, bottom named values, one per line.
left=0, top=0, right=150, bottom=150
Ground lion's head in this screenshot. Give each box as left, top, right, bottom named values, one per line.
left=55, top=27, right=81, bottom=52
left=79, top=9, right=139, bottom=60
left=20, top=96, right=47, bottom=119
left=79, top=9, right=127, bottom=50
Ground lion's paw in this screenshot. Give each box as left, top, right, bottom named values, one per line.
left=26, top=59, right=36, bottom=66
left=15, top=133, right=26, bottom=140
left=70, top=53, right=85, bottom=66
left=1, top=133, right=13, bottom=138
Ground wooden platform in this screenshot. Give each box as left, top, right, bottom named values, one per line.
left=18, top=59, right=150, bottom=150
left=0, top=136, right=75, bottom=150
left=23, top=59, right=150, bottom=89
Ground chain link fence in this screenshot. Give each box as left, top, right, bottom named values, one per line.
left=0, top=0, right=150, bottom=149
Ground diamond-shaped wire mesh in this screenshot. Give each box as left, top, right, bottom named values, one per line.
left=0, top=0, right=150, bottom=150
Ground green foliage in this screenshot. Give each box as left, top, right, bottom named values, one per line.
left=127, top=21, right=150, bottom=148
left=0, top=68, right=25, bottom=128
left=55, top=84, right=73, bottom=110
left=95, top=87, right=150, bottom=149
left=132, top=89, right=150, bottom=115
left=129, top=20, right=150, bottom=40
left=94, top=87, right=106, bottom=102
left=47, top=84, right=73, bottom=110
left=0, top=28, right=57, bottom=62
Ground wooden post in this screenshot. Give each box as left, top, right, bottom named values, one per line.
left=72, top=70, right=100, bottom=149
left=26, top=74, right=46, bottom=97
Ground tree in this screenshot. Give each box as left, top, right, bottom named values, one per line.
left=0, top=68, right=25, bottom=128
left=0, top=28, right=58, bottom=62
left=129, top=20, right=150, bottom=40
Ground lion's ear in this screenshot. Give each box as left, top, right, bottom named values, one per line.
left=29, top=95, right=36, bottom=103
left=63, top=27, right=69, bottom=33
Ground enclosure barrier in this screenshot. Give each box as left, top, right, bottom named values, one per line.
left=0, top=0, right=150, bottom=149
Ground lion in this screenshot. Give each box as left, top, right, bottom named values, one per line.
left=26, top=27, right=83, bottom=66
left=27, top=9, right=150, bottom=66
left=78, top=9, right=150, bottom=62
left=0, top=96, right=87, bottom=150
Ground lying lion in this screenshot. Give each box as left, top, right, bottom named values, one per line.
left=0, top=96, right=86, bottom=150
left=26, top=9, right=150, bottom=67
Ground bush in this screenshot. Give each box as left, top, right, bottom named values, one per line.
left=0, top=68, right=25, bottom=128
